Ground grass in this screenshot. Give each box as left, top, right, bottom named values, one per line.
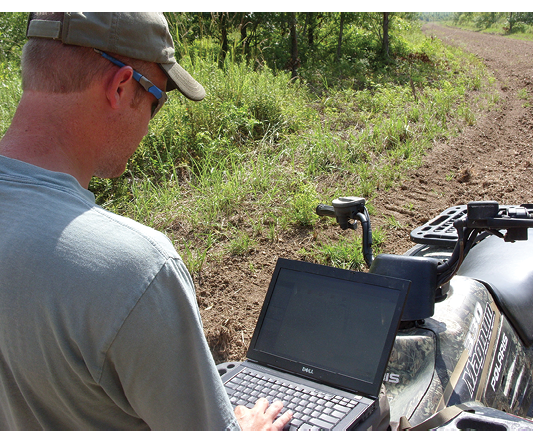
left=442, top=19, right=533, bottom=41
left=0, top=64, right=22, bottom=134
left=100, top=26, right=496, bottom=274
left=518, top=88, right=531, bottom=108
left=0, top=24, right=498, bottom=274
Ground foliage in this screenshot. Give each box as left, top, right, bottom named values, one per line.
left=0, top=12, right=497, bottom=272
left=0, top=12, right=26, bottom=66
left=450, top=12, right=533, bottom=36
left=0, top=66, right=22, bottom=135
left=164, top=13, right=420, bottom=72
left=419, top=13, right=453, bottom=23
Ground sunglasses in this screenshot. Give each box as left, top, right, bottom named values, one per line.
left=94, top=49, right=167, bottom=118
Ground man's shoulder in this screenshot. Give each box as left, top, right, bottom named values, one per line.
left=81, top=205, right=180, bottom=263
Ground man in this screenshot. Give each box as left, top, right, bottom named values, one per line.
left=0, top=12, right=292, bottom=431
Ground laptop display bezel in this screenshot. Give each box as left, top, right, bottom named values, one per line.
left=246, top=258, right=410, bottom=398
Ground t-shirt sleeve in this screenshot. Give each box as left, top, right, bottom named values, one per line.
left=98, top=257, right=240, bottom=430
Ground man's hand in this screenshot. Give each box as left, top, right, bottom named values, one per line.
left=235, top=398, right=293, bottom=431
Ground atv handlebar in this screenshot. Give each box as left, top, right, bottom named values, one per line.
left=315, top=197, right=374, bottom=267
left=315, top=204, right=335, bottom=218
left=434, top=201, right=533, bottom=288
left=316, top=198, right=533, bottom=309
left=462, top=201, right=533, bottom=241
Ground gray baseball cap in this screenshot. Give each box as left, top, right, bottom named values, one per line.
left=26, top=12, right=205, bottom=101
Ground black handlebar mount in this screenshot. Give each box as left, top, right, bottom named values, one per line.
left=316, top=197, right=373, bottom=268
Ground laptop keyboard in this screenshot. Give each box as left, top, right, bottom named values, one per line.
left=225, top=368, right=360, bottom=431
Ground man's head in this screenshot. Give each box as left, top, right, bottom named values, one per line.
left=23, top=12, right=205, bottom=104
left=11, top=12, right=206, bottom=184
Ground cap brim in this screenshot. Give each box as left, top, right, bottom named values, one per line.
left=161, top=62, right=205, bottom=101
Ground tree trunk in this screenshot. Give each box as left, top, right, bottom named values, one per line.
left=306, top=12, right=315, bottom=47
left=289, top=12, right=299, bottom=81
left=219, top=13, right=229, bottom=69
left=238, top=13, right=250, bottom=61
left=335, top=12, right=345, bottom=63
left=382, top=12, right=390, bottom=59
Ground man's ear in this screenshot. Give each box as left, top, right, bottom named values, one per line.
left=105, top=66, right=135, bottom=111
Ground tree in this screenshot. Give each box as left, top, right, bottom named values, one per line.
left=335, top=12, right=345, bottom=63
left=507, top=12, right=533, bottom=33
left=382, top=12, right=390, bottom=59
left=237, top=13, right=251, bottom=61
left=0, top=12, right=28, bottom=65
left=303, top=12, right=316, bottom=47
left=288, top=12, right=300, bottom=81
left=218, top=13, right=229, bottom=69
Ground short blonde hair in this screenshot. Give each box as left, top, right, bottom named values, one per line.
left=22, top=12, right=157, bottom=96
left=21, top=39, right=112, bottom=93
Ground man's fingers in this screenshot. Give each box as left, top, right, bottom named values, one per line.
left=234, top=398, right=269, bottom=422
left=234, top=404, right=247, bottom=418
left=265, top=400, right=284, bottom=418
left=252, top=397, right=270, bottom=414
left=234, top=398, right=293, bottom=431
left=273, top=410, right=293, bottom=431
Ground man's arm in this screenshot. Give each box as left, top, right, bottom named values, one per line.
left=100, top=257, right=291, bottom=431
left=100, top=258, right=240, bottom=430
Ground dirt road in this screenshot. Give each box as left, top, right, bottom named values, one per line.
left=200, top=24, right=533, bottom=363
left=373, top=23, right=533, bottom=256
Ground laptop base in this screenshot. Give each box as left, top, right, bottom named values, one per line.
left=218, top=361, right=391, bottom=431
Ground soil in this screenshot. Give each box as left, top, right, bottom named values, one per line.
left=197, top=24, right=533, bottom=364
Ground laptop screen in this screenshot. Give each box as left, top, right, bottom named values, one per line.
left=247, top=259, right=409, bottom=397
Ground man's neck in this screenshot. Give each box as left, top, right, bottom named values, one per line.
left=0, top=91, right=97, bottom=188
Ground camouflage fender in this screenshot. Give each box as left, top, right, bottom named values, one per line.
left=385, top=276, right=533, bottom=426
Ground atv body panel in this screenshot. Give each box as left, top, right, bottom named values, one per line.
left=385, top=234, right=533, bottom=426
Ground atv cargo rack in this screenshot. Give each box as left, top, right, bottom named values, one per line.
left=410, top=204, right=533, bottom=247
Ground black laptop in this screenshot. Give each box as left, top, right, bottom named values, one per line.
left=220, top=258, right=410, bottom=431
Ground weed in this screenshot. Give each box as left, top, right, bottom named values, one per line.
left=0, top=23, right=496, bottom=273
left=518, top=88, right=529, bottom=100
left=288, top=182, right=320, bottom=227
left=385, top=215, right=404, bottom=229
left=518, top=88, right=531, bottom=107
left=227, top=232, right=257, bottom=256
left=301, top=235, right=367, bottom=271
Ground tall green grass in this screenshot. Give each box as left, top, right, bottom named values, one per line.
left=91, top=26, right=496, bottom=273
left=443, top=15, right=533, bottom=41
left=0, top=25, right=497, bottom=273
left=0, top=64, right=21, bottom=134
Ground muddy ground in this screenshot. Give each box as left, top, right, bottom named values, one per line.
left=197, top=23, right=533, bottom=363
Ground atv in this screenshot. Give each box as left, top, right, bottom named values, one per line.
left=316, top=198, right=533, bottom=430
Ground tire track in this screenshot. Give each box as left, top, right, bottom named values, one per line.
left=373, top=24, right=533, bottom=255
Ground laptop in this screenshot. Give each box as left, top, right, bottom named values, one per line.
left=220, top=258, right=410, bottom=431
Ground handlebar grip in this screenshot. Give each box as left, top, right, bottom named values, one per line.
left=316, top=204, right=335, bottom=217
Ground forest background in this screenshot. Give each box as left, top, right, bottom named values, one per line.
left=1, top=11, right=532, bottom=274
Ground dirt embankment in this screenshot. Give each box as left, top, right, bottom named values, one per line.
left=199, top=23, right=533, bottom=363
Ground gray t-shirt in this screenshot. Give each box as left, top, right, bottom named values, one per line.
left=0, top=155, right=239, bottom=430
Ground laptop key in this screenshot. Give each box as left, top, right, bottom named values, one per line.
left=334, top=404, right=351, bottom=414
left=318, top=412, right=340, bottom=425
left=330, top=409, right=345, bottom=420
left=309, top=417, right=335, bottom=430
left=300, top=414, right=312, bottom=423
